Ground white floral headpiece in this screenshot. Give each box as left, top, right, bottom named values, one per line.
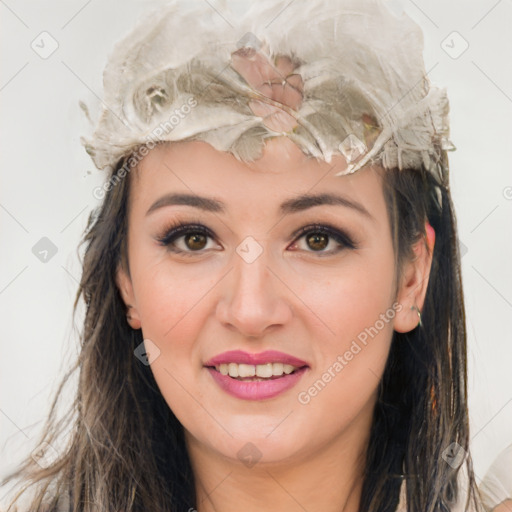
left=81, top=0, right=454, bottom=185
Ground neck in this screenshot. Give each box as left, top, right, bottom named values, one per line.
left=185, top=408, right=373, bottom=512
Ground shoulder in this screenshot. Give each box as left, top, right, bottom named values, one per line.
left=395, top=477, right=407, bottom=512
left=479, top=443, right=512, bottom=511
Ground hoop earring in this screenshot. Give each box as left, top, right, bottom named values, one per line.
left=410, top=305, right=422, bottom=328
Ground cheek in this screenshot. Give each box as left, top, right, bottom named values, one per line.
left=295, top=242, right=397, bottom=415
left=131, top=260, right=214, bottom=423
left=301, top=241, right=396, bottom=351
left=130, top=248, right=218, bottom=342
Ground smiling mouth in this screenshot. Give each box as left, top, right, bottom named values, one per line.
left=208, top=362, right=307, bottom=381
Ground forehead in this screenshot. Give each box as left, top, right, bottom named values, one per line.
left=130, top=138, right=386, bottom=218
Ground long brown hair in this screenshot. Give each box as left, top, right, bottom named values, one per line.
left=1, top=145, right=483, bottom=510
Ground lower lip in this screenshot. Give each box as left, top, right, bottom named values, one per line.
left=206, top=367, right=308, bottom=401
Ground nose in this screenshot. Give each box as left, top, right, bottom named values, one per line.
left=215, top=243, right=293, bottom=339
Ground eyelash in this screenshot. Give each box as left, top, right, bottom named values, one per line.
left=155, top=219, right=357, bottom=257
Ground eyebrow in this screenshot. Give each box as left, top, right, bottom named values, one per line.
left=146, top=192, right=373, bottom=219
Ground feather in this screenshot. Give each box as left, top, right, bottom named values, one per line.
left=82, top=0, right=453, bottom=184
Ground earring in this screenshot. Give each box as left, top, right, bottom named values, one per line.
left=410, top=305, right=422, bottom=327
left=126, top=305, right=133, bottom=323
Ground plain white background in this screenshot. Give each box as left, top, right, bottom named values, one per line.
left=1, top=0, right=511, bottom=503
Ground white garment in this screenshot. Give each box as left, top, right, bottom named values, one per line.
left=479, top=443, right=512, bottom=512
left=395, top=464, right=478, bottom=511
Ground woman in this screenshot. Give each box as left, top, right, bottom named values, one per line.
left=0, top=0, right=484, bottom=510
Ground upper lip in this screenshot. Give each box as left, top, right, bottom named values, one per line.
left=204, top=350, right=309, bottom=368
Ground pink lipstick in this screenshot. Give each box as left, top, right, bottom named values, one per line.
left=204, top=350, right=309, bottom=401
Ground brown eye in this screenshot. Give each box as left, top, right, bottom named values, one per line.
left=306, top=232, right=329, bottom=251
left=290, top=223, right=357, bottom=255
left=184, top=233, right=208, bottom=251
left=157, top=222, right=217, bottom=255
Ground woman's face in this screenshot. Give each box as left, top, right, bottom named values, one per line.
left=117, top=137, right=428, bottom=467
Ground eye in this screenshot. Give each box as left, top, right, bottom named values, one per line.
left=156, top=221, right=218, bottom=255
left=156, top=220, right=356, bottom=257
left=289, top=223, right=356, bottom=255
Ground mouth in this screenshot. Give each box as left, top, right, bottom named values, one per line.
left=204, top=350, right=309, bottom=400
left=208, top=362, right=306, bottom=381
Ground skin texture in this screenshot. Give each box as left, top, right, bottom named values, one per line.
left=116, top=137, right=434, bottom=512
left=494, top=500, right=512, bottom=512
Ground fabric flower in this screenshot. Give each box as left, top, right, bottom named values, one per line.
left=230, top=47, right=304, bottom=133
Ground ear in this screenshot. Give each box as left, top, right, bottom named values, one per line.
left=393, top=225, right=435, bottom=333
left=115, top=264, right=141, bottom=330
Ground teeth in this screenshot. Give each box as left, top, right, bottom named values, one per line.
left=283, top=364, right=294, bottom=374
left=228, top=363, right=238, bottom=378
left=256, top=363, right=273, bottom=378
left=238, top=364, right=256, bottom=378
left=216, top=362, right=300, bottom=378
left=272, top=363, right=284, bottom=376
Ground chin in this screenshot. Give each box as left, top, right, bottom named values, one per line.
left=185, top=412, right=320, bottom=466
